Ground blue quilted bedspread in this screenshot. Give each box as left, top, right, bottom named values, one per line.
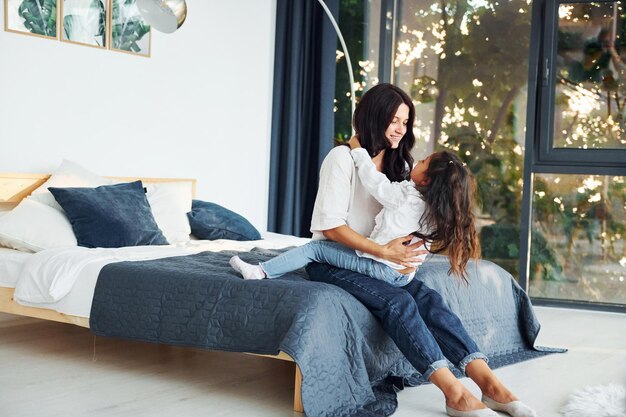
left=89, top=249, right=562, bottom=417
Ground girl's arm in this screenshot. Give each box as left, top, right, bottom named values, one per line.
left=348, top=137, right=409, bottom=210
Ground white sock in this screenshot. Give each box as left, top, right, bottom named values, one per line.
left=229, top=256, right=266, bottom=280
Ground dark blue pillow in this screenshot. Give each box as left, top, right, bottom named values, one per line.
left=49, top=181, right=168, bottom=248
left=187, top=200, right=261, bottom=241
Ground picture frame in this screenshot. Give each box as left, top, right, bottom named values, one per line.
left=60, top=0, right=108, bottom=49
left=4, top=0, right=59, bottom=40
left=109, top=0, right=150, bottom=57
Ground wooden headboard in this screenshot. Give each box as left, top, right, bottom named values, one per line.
left=0, top=173, right=197, bottom=205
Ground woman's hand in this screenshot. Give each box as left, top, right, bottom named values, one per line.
left=378, top=236, right=429, bottom=267
left=348, top=135, right=361, bottom=150
left=323, top=227, right=428, bottom=267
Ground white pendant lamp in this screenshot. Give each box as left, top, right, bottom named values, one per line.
left=136, top=0, right=187, bottom=33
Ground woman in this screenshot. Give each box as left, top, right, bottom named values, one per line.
left=305, top=83, right=536, bottom=417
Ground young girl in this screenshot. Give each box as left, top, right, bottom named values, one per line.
left=229, top=136, right=480, bottom=286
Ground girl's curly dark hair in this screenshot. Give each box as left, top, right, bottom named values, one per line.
left=414, top=151, right=481, bottom=280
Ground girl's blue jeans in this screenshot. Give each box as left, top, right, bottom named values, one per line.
left=260, top=241, right=412, bottom=287
left=305, top=262, right=488, bottom=380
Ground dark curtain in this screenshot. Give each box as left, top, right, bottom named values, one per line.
left=267, top=0, right=339, bottom=237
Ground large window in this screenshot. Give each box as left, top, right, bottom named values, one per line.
left=538, top=0, right=626, bottom=166
left=525, top=0, right=626, bottom=309
left=335, top=0, right=534, bottom=280
left=334, top=0, right=626, bottom=310
left=394, top=0, right=532, bottom=279
left=553, top=2, right=626, bottom=151
left=529, top=173, right=625, bottom=304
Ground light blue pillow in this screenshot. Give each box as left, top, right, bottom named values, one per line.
left=49, top=181, right=169, bottom=248
left=187, top=200, right=262, bottom=241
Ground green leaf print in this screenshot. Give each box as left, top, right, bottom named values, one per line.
left=63, top=0, right=106, bottom=46
left=111, top=0, right=150, bottom=53
left=18, top=0, right=57, bottom=37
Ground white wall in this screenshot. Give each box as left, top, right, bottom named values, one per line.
left=0, top=0, right=277, bottom=231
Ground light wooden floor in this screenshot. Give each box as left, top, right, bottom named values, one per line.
left=0, top=307, right=624, bottom=417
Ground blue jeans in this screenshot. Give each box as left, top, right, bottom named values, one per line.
left=305, top=262, right=488, bottom=380
left=260, top=241, right=412, bottom=287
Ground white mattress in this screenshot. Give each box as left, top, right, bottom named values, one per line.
left=0, top=248, right=31, bottom=287
left=13, top=232, right=310, bottom=318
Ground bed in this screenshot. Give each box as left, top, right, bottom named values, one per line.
left=0, top=171, right=562, bottom=417
left=0, top=172, right=311, bottom=411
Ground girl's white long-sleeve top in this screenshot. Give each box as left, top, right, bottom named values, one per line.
left=350, top=148, right=429, bottom=270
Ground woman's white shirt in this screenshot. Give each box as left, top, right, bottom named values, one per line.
left=310, top=146, right=382, bottom=240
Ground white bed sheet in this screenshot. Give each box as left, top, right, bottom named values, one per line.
left=0, top=248, right=31, bottom=287
left=14, top=233, right=310, bottom=318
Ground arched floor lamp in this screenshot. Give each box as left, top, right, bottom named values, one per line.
left=315, top=0, right=356, bottom=124
left=137, top=0, right=356, bottom=130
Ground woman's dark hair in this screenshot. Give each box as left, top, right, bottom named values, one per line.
left=353, top=83, right=415, bottom=182
left=414, top=151, right=481, bottom=280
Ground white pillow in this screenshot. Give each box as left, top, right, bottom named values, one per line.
left=0, top=198, right=77, bottom=252
left=145, top=182, right=193, bottom=244
left=30, top=159, right=112, bottom=211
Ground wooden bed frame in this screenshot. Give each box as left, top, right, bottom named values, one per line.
left=0, top=173, right=304, bottom=413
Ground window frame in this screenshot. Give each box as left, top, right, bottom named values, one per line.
left=356, top=0, right=626, bottom=311
left=520, top=0, right=626, bottom=312
left=538, top=0, right=626, bottom=167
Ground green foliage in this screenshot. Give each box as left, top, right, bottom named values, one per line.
left=404, top=0, right=531, bottom=224
left=411, top=76, right=438, bottom=104
left=481, top=223, right=562, bottom=281
left=436, top=1, right=531, bottom=135
left=111, top=0, right=150, bottom=52
left=442, top=132, right=524, bottom=224
left=18, top=0, right=57, bottom=37
left=63, top=0, right=106, bottom=46
left=335, top=0, right=366, bottom=142
left=533, top=175, right=626, bottom=265
left=557, top=30, right=583, bottom=52
left=480, top=223, right=519, bottom=259
left=429, top=1, right=532, bottom=259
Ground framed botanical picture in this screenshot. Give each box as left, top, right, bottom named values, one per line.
left=4, top=0, right=59, bottom=39
left=60, top=0, right=107, bottom=48
left=109, top=0, right=150, bottom=57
